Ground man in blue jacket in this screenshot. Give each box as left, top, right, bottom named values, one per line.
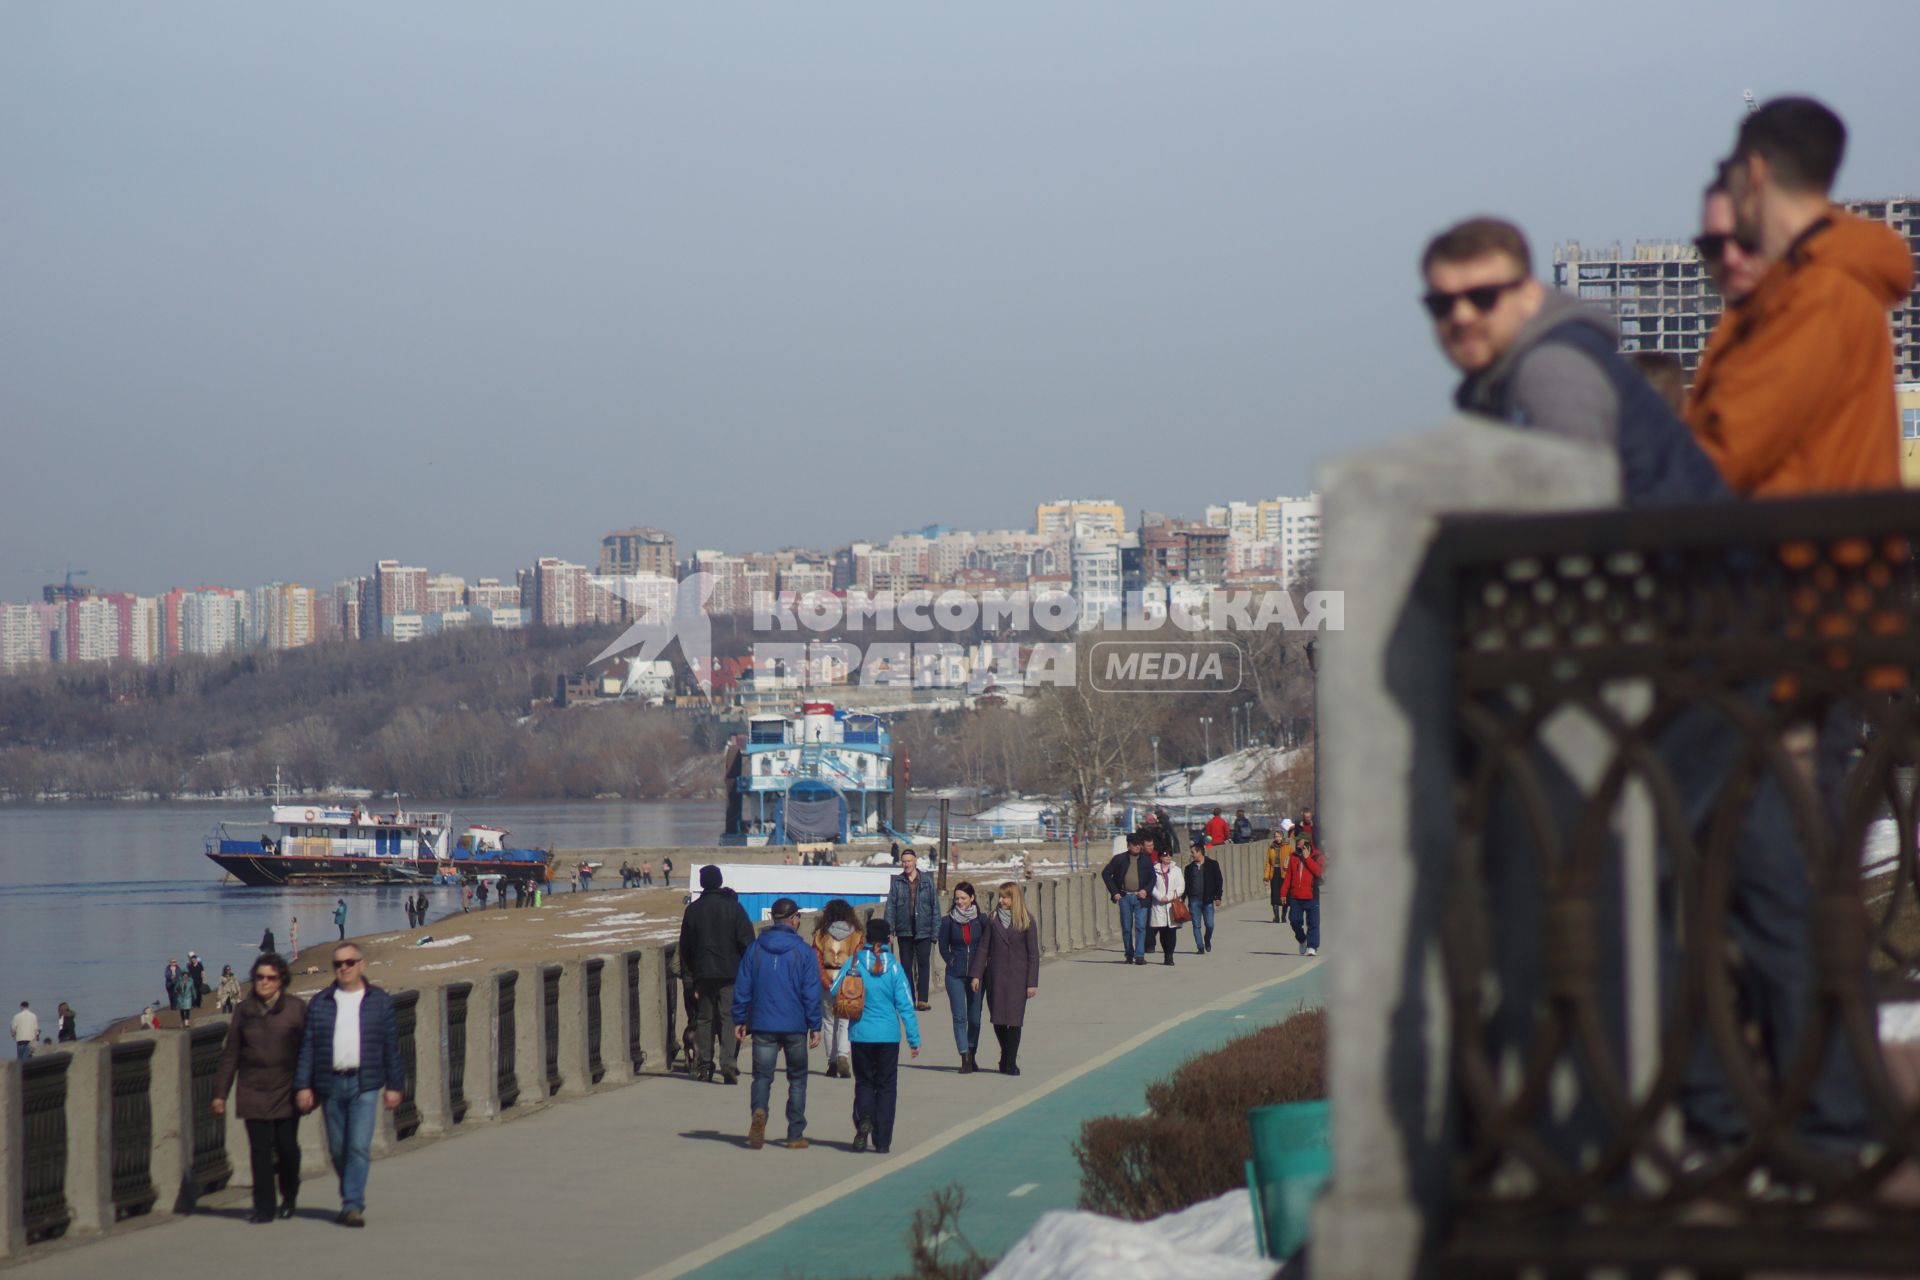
left=731, top=898, right=822, bottom=1150
left=293, top=943, right=405, bottom=1227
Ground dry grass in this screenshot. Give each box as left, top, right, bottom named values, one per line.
left=1073, top=1007, right=1326, bottom=1220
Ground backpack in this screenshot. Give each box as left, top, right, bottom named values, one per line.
left=830, top=949, right=883, bottom=1021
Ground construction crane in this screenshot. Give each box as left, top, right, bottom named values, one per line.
left=27, top=563, right=90, bottom=601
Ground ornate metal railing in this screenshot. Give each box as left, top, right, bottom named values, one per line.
left=186, top=1025, right=231, bottom=1194
left=19, top=1053, right=72, bottom=1243
left=626, top=950, right=645, bottom=1074
left=585, top=958, right=605, bottom=1084
left=1432, top=493, right=1920, bottom=1274
left=496, top=971, right=519, bottom=1110
left=108, top=1041, right=157, bottom=1219
left=391, top=989, right=421, bottom=1140
left=542, top=965, right=562, bottom=1097
left=445, top=981, right=470, bottom=1124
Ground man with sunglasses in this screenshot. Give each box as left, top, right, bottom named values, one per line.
left=1687, top=96, right=1911, bottom=496
left=1423, top=217, right=1724, bottom=504
left=293, top=944, right=404, bottom=1228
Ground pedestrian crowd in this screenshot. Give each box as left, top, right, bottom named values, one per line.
left=673, top=810, right=1291, bottom=1154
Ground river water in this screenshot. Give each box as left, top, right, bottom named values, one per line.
left=0, top=799, right=718, bottom=1038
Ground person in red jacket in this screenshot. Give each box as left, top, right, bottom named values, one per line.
left=1203, top=808, right=1231, bottom=849
left=1281, top=838, right=1325, bottom=956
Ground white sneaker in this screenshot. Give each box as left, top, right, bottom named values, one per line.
left=1305, top=947, right=1318, bottom=957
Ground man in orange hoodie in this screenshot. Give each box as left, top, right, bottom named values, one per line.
left=1687, top=96, right=1913, bottom=496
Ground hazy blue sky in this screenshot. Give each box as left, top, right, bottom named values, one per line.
left=4, top=1, right=1916, bottom=595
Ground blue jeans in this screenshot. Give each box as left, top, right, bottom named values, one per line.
left=1116, top=893, right=1148, bottom=959
left=14, top=1042, right=29, bottom=1060
left=750, top=1032, right=810, bottom=1141
left=1288, top=898, right=1320, bottom=951
left=320, top=1075, right=379, bottom=1212
left=1189, top=900, right=1216, bottom=951
left=943, top=969, right=982, bottom=1056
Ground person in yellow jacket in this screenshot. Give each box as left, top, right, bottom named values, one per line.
left=1263, top=830, right=1293, bottom=924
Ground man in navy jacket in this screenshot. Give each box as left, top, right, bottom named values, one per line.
left=293, top=943, right=404, bottom=1227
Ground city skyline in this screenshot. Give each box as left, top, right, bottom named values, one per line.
left=5, top=3, right=1918, bottom=593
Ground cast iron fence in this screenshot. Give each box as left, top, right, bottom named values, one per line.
left=585, top=958, right=605, bottom=1084
left=108, top=1040, right=157, bottom=1219
left=1433, top=493, right=1920, bottom=1275
left=445, top=981, right=470, bottom=1124
left=391, top=989, right=421, bottom=1140
left=19, top=1053, right=72, bottom=1243
left=626, top=950, right=645, bottom=1074
left=496, top=971, right=519, bottom=1110
left=186, top=1025, right=231, bottom=1195
left=542, top=965, right=562, bottom=1097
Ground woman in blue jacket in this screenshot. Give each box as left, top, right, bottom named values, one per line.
left=829, top=917, right=921, bottom=1154
left=936, top=882, right=988, bottom=1073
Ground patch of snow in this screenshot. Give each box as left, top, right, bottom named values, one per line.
left=987, top=1189, right=1270, bottom=1280
left=559, top=907, right=618, bottom=917
left=415, top=934, right=473, bottom=949
left=418, top=958, right=480, bottom=972
left=365, top=934, right=405, bottom=944
left=1882, top=1001, right=1920, bottom=1043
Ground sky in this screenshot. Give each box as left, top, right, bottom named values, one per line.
left=3, top=1, right=1917, bottom=596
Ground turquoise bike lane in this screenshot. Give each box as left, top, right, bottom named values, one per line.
left=682, top=960, right=1326, bottom=1280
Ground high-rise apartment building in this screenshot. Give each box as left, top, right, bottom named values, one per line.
left=0, top=603, right=59, bottom=671
left=1204, top=493, right=1321, bottom=588
left=466, top=578, right=520, bottom=610
left=369, top=560, right=428, bottom=637
left=425, top=574, right=466, bottom=615
left=1036, top=499, right=1125, bottom=538
left=1554, top=196, right=1920, bottom=383
left=599, top=527, right=677, bottom=578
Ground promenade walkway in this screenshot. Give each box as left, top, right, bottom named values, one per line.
left=19, top=905, right=1322, bottom=1280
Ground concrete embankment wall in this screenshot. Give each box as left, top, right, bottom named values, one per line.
left=0, top=841, right=1272, bottom=1261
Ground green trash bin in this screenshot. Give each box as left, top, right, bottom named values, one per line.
left=1245, top=1100, right=1331, bottom=1260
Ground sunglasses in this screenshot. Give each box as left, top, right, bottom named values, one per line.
left=332, top=958, right=362, bottom=970
left=1421, top=279, right=1526, bottom=321
left=251, top=973, right=280, bottom=983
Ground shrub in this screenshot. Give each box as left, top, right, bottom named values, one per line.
left=1073, top=1006, right=1325, bottom=1220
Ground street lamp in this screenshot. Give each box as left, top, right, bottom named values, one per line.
left=1149, top=734, right=1161, bottom=800
left=1200, top=715, right=1213, bottom=761
left=1244, top=699, right=1255, bottom=752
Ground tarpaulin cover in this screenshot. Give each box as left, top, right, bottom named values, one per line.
left=780, top=782, right=845, bottom=843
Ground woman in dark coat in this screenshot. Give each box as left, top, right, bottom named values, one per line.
left=212, top=951, right=308, bottom=1224
left=968, top=881, right=1040, bottom=1076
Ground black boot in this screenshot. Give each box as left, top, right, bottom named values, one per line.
left=1003, top=1026, right=1022, bottom=1076
left=959, top=1051, right=976, bottom=1074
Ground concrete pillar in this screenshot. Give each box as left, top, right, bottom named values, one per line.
left=1065, top=874, right=1084, bottom=951
left=592, top=955, right=633, bottom=1087
left=410, top=985, right=453, bottom=1135
left=462, top=975, right=502, bottom=1121
left=514, top=966, right=550, bottom=1109
left=556, top=961, right=593, bottom=1096
left=140, top=1031, right=194, bottom=1216
left=635, top=948, right=669, bottom=1075
left=63, top=1043, right=113, bottom=1234
left=0, top=1059, right=25, bottom=1258
left=1308, top=419, right=1616, bottom=1280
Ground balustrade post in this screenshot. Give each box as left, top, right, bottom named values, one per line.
left=462, top=975, right=502, bottom=1121
left=63, top=1044, right=112, bottom=1234
left=635, top=948, right=669, bottom=1075
left=1307, top=419, right=1615, bottom=1280
left=555, top=962, right=593, bottom=1096
left=596, top=954, right=632, bottom=1086
left=0, top=1060, right=24, bottom=1257
left=140, top=1030, right=194, bottom=1217
left=511, top=967, right=546, bottom=1108
left=408, top=986, right=452, bottom=1136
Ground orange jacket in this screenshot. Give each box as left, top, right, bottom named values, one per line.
left=1687, top=209, right=1911, bottom=497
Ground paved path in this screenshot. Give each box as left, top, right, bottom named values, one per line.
left=19, top=906, right=1322, bottom=1280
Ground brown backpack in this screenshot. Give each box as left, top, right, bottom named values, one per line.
left=831, top=949, right=886, bottom=1021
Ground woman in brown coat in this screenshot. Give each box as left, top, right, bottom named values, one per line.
left=212, top=951, right=307, bottom=1223
left=968, top=882, right=1040, bottom=1076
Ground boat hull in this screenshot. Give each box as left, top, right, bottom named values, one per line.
left=207, top=850, right=549, bottom=888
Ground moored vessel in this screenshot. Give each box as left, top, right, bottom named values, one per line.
left=205, top=803, right=553, bottom=887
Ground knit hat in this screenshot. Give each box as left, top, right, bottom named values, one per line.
left=865, top=916, right=891, bottom=945
left=699, top=864, right=723, bottom=891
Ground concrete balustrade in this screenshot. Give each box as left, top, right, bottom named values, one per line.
left=3, top=854, right=1282, bottom=1258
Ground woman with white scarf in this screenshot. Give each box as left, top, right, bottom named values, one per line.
left=1147, top=849, right=1184, bottom=966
